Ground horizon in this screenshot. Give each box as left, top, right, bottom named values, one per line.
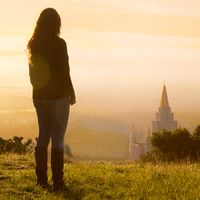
left=0, top=1, right=200, bottom=137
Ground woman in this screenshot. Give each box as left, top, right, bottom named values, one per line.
left=27, top=8, right=76, bottom=191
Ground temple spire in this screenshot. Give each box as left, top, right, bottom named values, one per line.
left=160, top=85, right=169, bottom=108
left=153, top=84, right=178, bottom=133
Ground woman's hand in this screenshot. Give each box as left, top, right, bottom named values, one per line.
left=69, top=94, right=76, bottom=105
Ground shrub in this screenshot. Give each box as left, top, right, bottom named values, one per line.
left=0, top=136, right=34, bottom=154
left=144, top=125, right=200, bottom=162
left=64, top=144, right=73, bottom=158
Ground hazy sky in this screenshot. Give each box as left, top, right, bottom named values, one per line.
left=0, top=0, right=200, bottom=111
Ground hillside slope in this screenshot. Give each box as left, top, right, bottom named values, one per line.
left=1, top=154, right=200, bottom=199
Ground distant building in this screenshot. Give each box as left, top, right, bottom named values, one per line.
left=129, top=85, right=178, bottom=161
left=129, top=125, right=145, bottom=160
left=152, top=85, right=178, bottom=132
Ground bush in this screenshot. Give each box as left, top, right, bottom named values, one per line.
left=64, top=144, right=73, bottom=158
left=144, top=125, right=200, bottom=162
left=0, top=136, right=34, bottom=154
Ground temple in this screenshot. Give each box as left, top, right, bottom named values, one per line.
left=129, top=85, right=178, bottom=160
left=152, top=85, right=178, bottom=132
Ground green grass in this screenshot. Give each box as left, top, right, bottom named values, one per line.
left=1, top=154, right=200, bottom=199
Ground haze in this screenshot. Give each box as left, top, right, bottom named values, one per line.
left=0, top=0, right=200, bottom=159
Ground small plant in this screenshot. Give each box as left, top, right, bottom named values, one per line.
left=64, top=144, right=73, bottom=158
left=0, top=136, right=34, bottom=154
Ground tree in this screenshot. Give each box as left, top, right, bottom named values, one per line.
left=190, top=125, right=200, bottom=161
left=151, top=128, right=191, bottom=162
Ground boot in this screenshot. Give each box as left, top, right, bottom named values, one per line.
left=51, top=148, right=67, bottom=192
left=35, top=147, right=48, bottom=188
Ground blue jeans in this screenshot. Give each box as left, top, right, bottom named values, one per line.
left=33, top=98, right=70, bottom=150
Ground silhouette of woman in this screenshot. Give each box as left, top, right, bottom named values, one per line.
left=27, top=8, right=76, bottom=191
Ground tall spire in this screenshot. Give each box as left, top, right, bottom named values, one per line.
left=147, top=126, right=151, bottom=137
left=130, top=123, right=137, bottom=143
left=160, top=85, right=169, bottom=108
left=152, top=84, right=178, bottom=132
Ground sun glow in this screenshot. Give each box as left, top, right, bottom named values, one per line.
left=0, top=0, right=200, bottom=112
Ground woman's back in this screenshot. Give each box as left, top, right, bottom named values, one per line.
left=29, top=37, right=73, bottom=99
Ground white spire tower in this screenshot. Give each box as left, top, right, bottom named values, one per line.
left=152, top=85, right=178, bottom=132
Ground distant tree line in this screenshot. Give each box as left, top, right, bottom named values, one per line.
left=142, top=125, right=200, bottom=162
left=0, top=136, right=73, bottom=158
left=0, top=136, right=34, bottom=154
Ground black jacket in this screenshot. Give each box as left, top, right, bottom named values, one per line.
left=29, top=37, right=75, bottom=100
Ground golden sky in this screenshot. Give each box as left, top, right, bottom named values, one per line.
left=1, top=0, right=200, bottom=36
left=0, top=0, right=200, bottom=111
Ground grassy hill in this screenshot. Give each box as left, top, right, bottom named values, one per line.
left=1, top=154, right=200, bottom=199
left=0, top=122, right=129, bottom=161
left=66, top=126, right=129, bottom=160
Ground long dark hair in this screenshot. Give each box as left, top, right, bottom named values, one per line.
left=28, top=8, right=61, bottom=51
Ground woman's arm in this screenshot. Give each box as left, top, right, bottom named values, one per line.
left=60, top=39, right=76, bottom=105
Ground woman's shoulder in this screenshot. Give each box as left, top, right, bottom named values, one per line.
left=54, top=37, right=68, bottom=55
left=56, top=37, right=67, bottom=47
